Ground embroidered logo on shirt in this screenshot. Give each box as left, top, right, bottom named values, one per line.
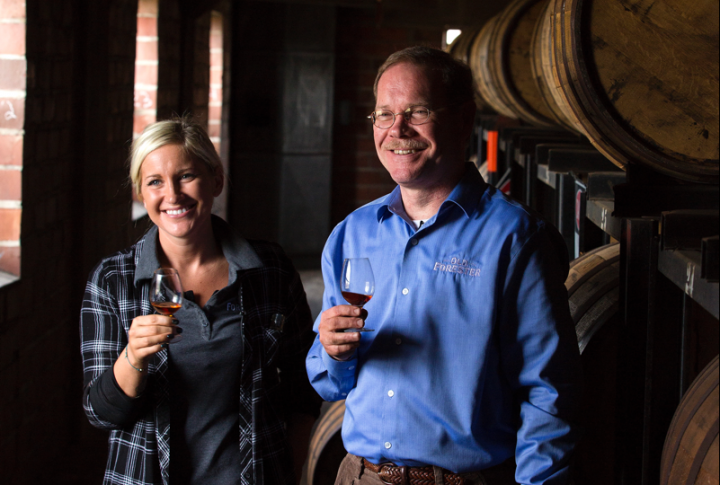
left=227, top=301, right=241, bottom=312
left=433, top=257, right=482, bottom=277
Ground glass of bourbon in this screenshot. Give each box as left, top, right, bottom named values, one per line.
left=150, top=268, right=184, bottom=341
left=339, top=258, right=375, bottom=333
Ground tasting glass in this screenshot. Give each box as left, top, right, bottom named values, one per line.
left=150, top=268, right=183, bottom=342
left=339, top=258, right=375, bottom=332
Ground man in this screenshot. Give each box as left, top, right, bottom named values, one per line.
left=306, top=46, right=581, bottom=485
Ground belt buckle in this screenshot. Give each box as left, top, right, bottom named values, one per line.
left=377, top=464, right=409, bottom=485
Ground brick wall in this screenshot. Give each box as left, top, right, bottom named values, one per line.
left=133, top=0, right=158, bottom=136
left=156, top=0, right=181, bottom=120
left=0, top=0, right=25, bottom=277
left=0, top=0, right=229, bottom=480
left=208, top=11, right=223, bottom=153
left=330, top=7, right=442, bottom=225
left=0, top=0, right=140, bottom=482
left=192, top=11, right=211, bottom=128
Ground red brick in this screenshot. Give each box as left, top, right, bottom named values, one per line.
left=0, top=58, right=25, bottom=90
left=0, top=169, right=21, bottom=200
left=209, top=85, right=221, bottom=102
left=210, top=31, right=222, bottom=49
left=210, top=69, right=222, bottom=86
left=207, top=121, right=220, bottom=137
left=208, top=104, right=221, bottom=119
left=133, top=88, right=156, bottom=111
left=0, top=246, right=20, bottom=276
left=136, top=16, right=157, bottom=37
left=0, top=98, right=24, bottom=130
left=135, top=39, right=157, bottom=61
left=0, top=22, right=24, bottom=55
left=0, top=0, right=26, bottom=19
left=138, top=0, right=158, bottom=16
left=133, top=113, right=156, bottom=135
left=134, top=63, right=157, bottom=85
left=0, top=134, right=22, bottom=165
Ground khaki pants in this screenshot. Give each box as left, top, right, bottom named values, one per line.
left=334, top=453, right=517, bottom=485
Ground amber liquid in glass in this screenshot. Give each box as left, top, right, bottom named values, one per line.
left=341, top=291, right=373, bottom=307
left=151, top=301, right=182, bottom=316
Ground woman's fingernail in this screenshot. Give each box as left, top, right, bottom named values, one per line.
left=167, top=334, right=175, bottom=339
left=175, top=327, right=183, bottom=334
left=172, top=318, right=179, bottom=324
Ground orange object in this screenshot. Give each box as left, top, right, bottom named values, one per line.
left=487, top=131, right=498, bottom=173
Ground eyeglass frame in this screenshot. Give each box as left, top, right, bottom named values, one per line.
left=367, top=105, right=442, bottom=129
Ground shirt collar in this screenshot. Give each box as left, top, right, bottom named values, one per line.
left=375, top=162, right=488, bottom=223
left=134, top=215, right=263, bottom=286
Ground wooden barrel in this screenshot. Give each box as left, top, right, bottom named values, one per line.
left=470, top=15, right=517, bottom=119
left=468, top=0, right=559, bottom=126
left=305, top=243, right=623, bottom=485
left=548, top=0, right=719, bottom=183
left=446, top=28, right=480, bottom=66
left=447, top=28, right=492, bottom=112
left=565, top=243, right=621, bottom=484
left=305, top=401, right=346, bottom=485
left=660, top=355, right=719, bottom=485
left=529, top=0, right=581, bottom=132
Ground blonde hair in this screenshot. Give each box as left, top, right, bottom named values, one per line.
left=129, top=116, right=223, bottom=195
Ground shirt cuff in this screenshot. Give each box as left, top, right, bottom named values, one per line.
left=88, top=367, right=146, bottom=426
left=321, top=348, right=358, bottom=379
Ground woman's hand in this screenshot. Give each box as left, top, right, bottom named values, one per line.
left=113, top=315, right=181, bottom=397
left=126, top=314, right=180, bottom=366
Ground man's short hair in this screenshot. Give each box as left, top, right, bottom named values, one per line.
left=373, top=46, right=475, bottom=108
left=129, top=116, right=223, bottom=195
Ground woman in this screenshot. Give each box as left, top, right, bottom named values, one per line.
left=80, top=117, right=321, bottom=485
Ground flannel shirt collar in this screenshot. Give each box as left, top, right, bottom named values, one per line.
left=134, top=215, right=264, bottom=286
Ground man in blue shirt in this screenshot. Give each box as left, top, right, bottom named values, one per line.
left=306, top=46, right=581, bottom=485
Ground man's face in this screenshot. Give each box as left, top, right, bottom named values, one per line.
left=373, top=62, right=469, bottom=191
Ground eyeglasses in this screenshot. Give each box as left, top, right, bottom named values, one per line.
left=367, top=106, right=434, bottom=129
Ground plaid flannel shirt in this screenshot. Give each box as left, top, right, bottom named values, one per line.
left=80, top=221, right=321, bottom=485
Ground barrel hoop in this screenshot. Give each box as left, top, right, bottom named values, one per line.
left=566, top=250, right=620, bottom=295
left=661, top=355, right=719, bottom=484
left=575, top=286, right=619, bottom=354
left=684, top=417, right=719, bottom=485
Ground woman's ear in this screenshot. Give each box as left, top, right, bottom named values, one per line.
left=213, top=167, right=224, bottom=197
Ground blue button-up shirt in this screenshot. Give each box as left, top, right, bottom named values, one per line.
left=306, top=164, right=581, bottom=484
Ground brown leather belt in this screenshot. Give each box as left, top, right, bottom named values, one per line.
left=362, top=458, right=466, bottom=485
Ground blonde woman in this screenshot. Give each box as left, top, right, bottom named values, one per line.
left=80, top=117, right=320, bottom=485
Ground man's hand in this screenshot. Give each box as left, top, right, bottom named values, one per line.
left=318, top=305, right=368, bottom=361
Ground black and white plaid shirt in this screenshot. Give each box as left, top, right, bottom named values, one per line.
left=80, top=219, right=321, bottom=485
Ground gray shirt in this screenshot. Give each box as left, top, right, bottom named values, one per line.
left=134, top=219, right=263, bottom=485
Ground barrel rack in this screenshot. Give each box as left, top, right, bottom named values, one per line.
left=474, top=114, right=719, bottom=485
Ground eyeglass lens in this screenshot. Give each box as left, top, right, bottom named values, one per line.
left=373, top=107, right=430, bottom=128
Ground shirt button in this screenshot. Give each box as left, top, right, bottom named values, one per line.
left=385, top=442, right=392, bottom=449
left=388, top=390, right=394, bottom=397
left=410, top=238, right=418, bottom=246
left=395, top=338, right=402, bottom=345
left=341, top=392, right=347, bottom=396
left=402, top=288, right=409, bottom=295
left=348, top=366, right=355, bottom=370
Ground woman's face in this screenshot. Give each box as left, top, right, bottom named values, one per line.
left=139, top=143, right=223, bottom=244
